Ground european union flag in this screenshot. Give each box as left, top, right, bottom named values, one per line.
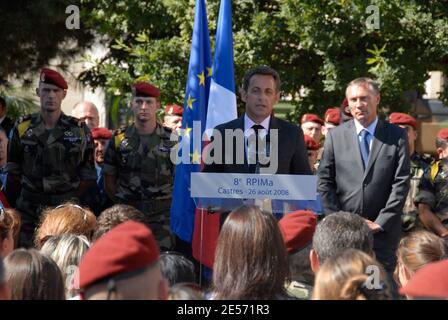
left=170, top=0, right=212, bottom=243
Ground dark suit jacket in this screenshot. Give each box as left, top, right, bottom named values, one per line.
left=203, top=115, right=312, bottom=175
left=317, top=119, right=410, bottom=271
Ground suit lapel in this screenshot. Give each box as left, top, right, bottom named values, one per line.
left=346, top=121, right=365, bottom=173
left=364, top=119, right=385, bottom=178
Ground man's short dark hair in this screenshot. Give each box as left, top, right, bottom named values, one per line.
left=436, top=137, right=448, bottom=149
left=242, top=65, right=281, bottom=93
left=346, top=77, right=380, bottom=96
left=312, top=212, right=373, bottom=264
left=159, top=252, right=196, bottom=286
left=93, top=205, right=149, bottom=241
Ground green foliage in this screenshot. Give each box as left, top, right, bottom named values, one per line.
left=0, top=90, right=39, bottom=120
left=0, top=0, right=94, bottom=86
left=77, top=0, right=448, bottom=123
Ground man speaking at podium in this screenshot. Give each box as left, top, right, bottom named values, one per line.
left=203, top=65, right=312, bottom=176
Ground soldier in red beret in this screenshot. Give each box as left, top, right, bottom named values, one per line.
left=414, top=127, right=448, bottom=238
left=322, top=107, right=341, bottom=138
left=304, top=135, right=320, bottom=174
left=279, top=210, right=317, bottom=299
left=77, top=221, right=168, bottom=300
left=163, top=103, right=183, bottom=134
left=399, top=259, right=448, bottom=299
left=389, top=112, right=433, bottom=233
left=6, top=68, right=96, bottom=247
left=301, top=114, right=324, bottom=143
left=103, top=82, right=176, bottom=250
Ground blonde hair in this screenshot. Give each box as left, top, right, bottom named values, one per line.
left=34, top=202, right=97, bottom=248
left=40, top=234, right=90, bottom=298
left=313, top=249, right=391, bottom=300
left=396, top=230, right=447, bottom=275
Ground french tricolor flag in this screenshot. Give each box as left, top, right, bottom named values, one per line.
left=205, top=0, right=237, bottom=135
left=192, top=0, right=237, bottom=269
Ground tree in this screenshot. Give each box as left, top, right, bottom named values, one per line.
left=78, top=0, right=448, bottom=123
left=0, top=0, right=94, bottom=86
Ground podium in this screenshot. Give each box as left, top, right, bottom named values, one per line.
left=190, top=172, right=321, bottom=269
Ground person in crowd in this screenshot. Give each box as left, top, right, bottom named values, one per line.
left=318, top=77, right=410, bottom=277
left=159, top=251, right=196, bottom=286
left=92, top=204, right=149, bottom=241
left=399, top=259, right=448, bottom=299
left=4, top=249, right=65, bottom=300
left=0, top=127, right=9, bottom=190
left=414, top=128, right=448, bottom=238
left=0, top=257, right=10, bottom=300
left=163, top=103, right=183, bottom=133
left=395, top=230, right=448, bottom=292
left=168, top=282, right=204, bottom=300
left=81, top=127, right=113, bottom=215
left=103, top=82, right=175, bottom=251
left=78, top=221, right=168, bottom=300
left=6, top=68, right=96, bottom=247
left=304, top=135, right=320, bottom=174
left=301, top=113, right=324, bottom=143
left=0, top=207, right=15, bottom=257
left=312, top=249, right=391, bottom=300
left=388, top=112, right=433, bottom=233
left=310, top=211, right=374, bottom=273
left=5, top=209, right=20, bottom=249
left=72, top=101, right=100, bottom=130
left=278, top=210, right=317, bottom=299
left=34, top=203, right=96, bottom=248
left=0, top=96, right=15, bottom=136
left=322, top=107, right=341, bottom=138
left=212, top=205, right=291, bottom=300
left=40, top=234, right=90, bottom=299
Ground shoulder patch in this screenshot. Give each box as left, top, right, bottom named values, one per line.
left=114, top=126, right=128, bottom=149
left=18, top=118, right=32, bottom=138
left=431, top=160, right=441, bottom=182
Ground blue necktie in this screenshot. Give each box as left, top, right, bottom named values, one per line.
left=360, top=129, right=370, bottom=169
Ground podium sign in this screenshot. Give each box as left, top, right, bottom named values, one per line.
left=191, top=172, right=317, bottom=200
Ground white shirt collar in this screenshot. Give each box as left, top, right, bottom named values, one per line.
left=354, top=117, right=378, bottom=136
left=244, top=114, right=270, bottom=139
left=0, top=116, right=6, bottom=124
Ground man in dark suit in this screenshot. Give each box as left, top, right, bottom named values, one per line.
left=317, top=77, right=410, bottom=273
left=204, top=65, right=312, bottom=175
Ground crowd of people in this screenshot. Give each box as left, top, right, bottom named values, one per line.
left=0, top=65, right=446, bottom=300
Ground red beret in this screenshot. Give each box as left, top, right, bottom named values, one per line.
left=437, top=128, right=448, bottom=140
left=91, top=127, right=112, bottom=140
left=301, top=114, right=324, bottom=126
left=132, top=82, right=160, bottom=98
left=399, top=259, right=448, bottom=298
left=341, top=98, right=352, bottom=116
left=78, top=221, right=160, bottom=289
left=39, top=68, right=68, bottom=90
left=304, top=135, right=320, bottom=151
left=389, top=112, right=416, bottom=129
left=324, top=107, right=341, bottom=125
left=165, top=104, right=183, bottom=116
left=279, top=210, right=317, bottom=253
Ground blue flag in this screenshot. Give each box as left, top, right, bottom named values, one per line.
left=170, top=0, right=212, bottom=243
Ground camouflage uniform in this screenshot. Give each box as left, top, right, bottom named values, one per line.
left=103, top=122, right=176, bottom=250
left=414, top=157, right=448, bottom=230
left=7, top=113, right=96, bottom=247
left=401, top=152, right=433, bottom=232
